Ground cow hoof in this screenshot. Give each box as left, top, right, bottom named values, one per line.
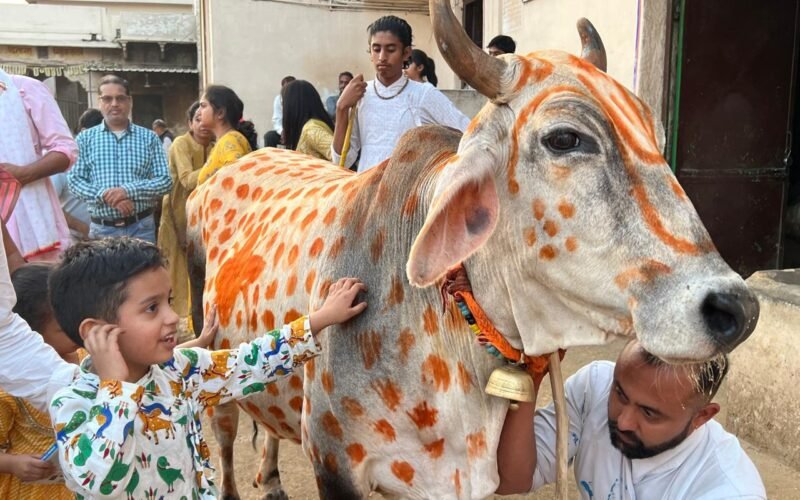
left=262, top=490, right=288, bottom=500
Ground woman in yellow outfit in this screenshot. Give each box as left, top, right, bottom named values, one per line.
left=0, top=264, right=80, bottom=499
left=197, top=85, right=259, bottom=184
left=281, top=80, right=335, bottom=161
left=158, top=102, right=213, bottom=337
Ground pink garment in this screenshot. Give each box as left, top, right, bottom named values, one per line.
left=1, top=74, right=75, bottom=259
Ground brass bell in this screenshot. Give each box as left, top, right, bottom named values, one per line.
left=485, top=366, right=535, bottom=410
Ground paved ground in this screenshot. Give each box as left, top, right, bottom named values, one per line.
left=204, top=339, right=800, bottom=499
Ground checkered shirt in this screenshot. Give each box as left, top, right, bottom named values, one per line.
left=68, top=121, right=172, bottom=220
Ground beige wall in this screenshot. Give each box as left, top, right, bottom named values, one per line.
left=483, top=0, right=639, bottom=89
left=205, top=0, right=459, bottom=143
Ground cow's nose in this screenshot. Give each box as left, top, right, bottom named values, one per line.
left=701, top=290, right=760, bottom=351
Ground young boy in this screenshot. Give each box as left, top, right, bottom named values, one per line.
left=47, top=237, right=366, bottom=498
left=331, top=15, right=469, bottom=172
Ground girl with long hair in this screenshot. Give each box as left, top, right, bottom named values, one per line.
left=406, top=49, right=438, bottom=87
left=282, top=80, right=335, bottom=161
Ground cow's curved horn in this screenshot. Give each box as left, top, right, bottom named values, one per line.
left=577, top=18, right=607, bottom=72
left=430, top=0, right=506, bottom=98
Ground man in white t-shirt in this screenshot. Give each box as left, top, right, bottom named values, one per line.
left=496, top=339, right=766, bottom=499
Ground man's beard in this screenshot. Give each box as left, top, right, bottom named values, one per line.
left=608, top=419, right=692, bottom=459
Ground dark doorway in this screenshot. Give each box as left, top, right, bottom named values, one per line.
left=669, top=0, right=800, bottom=277
left=132, top=94, right=163, bottom=129
left=463, top=0, right=483, bottom=49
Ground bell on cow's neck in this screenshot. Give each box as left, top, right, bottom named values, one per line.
left=485, top=366, right=534, bottom=410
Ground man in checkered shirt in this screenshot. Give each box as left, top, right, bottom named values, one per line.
left=68, top=75, right=171, bottom=243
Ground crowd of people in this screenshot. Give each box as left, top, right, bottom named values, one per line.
left=0, top=10, right=768, bottom=500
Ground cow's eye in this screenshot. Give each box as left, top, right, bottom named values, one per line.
left=543, top=131, right=581, bottom=152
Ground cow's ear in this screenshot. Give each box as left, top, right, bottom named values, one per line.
left=407, top=159, right=499, bottom=287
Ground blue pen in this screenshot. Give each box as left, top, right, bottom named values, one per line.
left=40, top=443, right=58, bottom=462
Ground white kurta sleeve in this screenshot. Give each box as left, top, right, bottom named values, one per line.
left=419, top=86, right=471, bottom=132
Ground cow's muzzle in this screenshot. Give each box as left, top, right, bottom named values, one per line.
left=701, top=290, right=760, bottom=352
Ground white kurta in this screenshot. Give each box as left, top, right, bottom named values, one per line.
left=332, top=77, right=470, bottom=172
left=533, top=361, right=766, bottom=499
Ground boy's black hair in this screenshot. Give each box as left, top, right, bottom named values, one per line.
left=487, top=35, right=516, bottom=54
left=368, top=16, right=413, bottom=48
left=49, top=237, right=166, bottom=347
left=11, top=262, right=55, bottom=333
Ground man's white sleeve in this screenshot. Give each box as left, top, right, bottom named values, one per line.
left=531, top=363, right=596, bottom=491
left=0, top=230, right=77, bottom=412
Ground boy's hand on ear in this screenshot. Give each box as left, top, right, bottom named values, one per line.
left=309, top=278, right=367, bottom=335
left=84, top=324, right=129, bottom=381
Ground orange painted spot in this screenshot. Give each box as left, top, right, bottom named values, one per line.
left=370, top=228, right=385, bottom=263
left=287, top=245, right=299, bottom=267
left=557, top=200, right=575, bottom=218
left=209, top=198, right=223, bottom=213
left=322, top=207, right=337, bottom=225
left=421, top=355, right=450, bottom=392
left=669, top=177, right=688, bottom=200
left=539, top=245, right=558, bottom=260
left=321, top=411, right=343, bottom=440
left=614, top=260, right=672, bottom=290
left=533, top=199, right=546, bottom=220
left=264, top=279, right=278, bottom=300
left=328, top=236, right=345, bottom=259
left=267, top=383, right=280, bottom=396
left=466, top=429, right=487, bottom=460
left=305, top=358, right=316, bottom=382
left=249, top=310, right=258, bottom=331
left=543, top=219, right=559, bottom=237
left=402, top=192, right=418, bottom=217
left=321, top=370, right=334, bottom=393
left=305, top=269, right=317, bottom=294
left=289, top=374, right=302, bottom=391
left=422, top=305, right=438, bottom=336
left=309, top=238, right=325, bottom=258
left=273, top=243, right=285, bottom=267
left=406, top=400, right=438, bottom=431
left=275, top=188, right=291, bottom=200
left=524, top=227, right=537, bottom=247
left=457, top=362, right=474, bottom=393
left=304, top=396, right=312, bottom=415
left=288, top=188, right=305, bottom=200
left=341, top=397, right=365, bottom=418
left=358, top=330, right=381, bottom=370
left=221, top=177, right=234, bottom=190
left=391, top=461, right=415, bottom=486
left=284, top=308, right=302, bottom=324
left=424, top=438, right=445, bottom=459
left=397, top=328, right=415, bottom=365
left=387, top=275, right=404, bottom=307
left=218, top=228, right=233, bottom=244
left=218, top=338, right=231, bottom=350
left=346, top=443, right=366, bottom=465
left=374, top=419, right=396, bottom=442
left=245, top=401, right=261, bottom=417
left=214, top=231, right=265, bottom=327
left=289, top=206, right=302, bottom=223
left=251, top=186, right=263, bottom=200
left=236, top=184, right=250, bottom=199
left=565, top=236, right=578, bottom=252
left=322, top=184, right=338, bottom=197
left=289, top=396, right=303, bottom=413
left=324, top=453, right=337, bottom=474
left=300, top=209, right=318, bottom=231
left=318, top=278, right=333, bottom=299
left=223, top=208, right=236, bottom=226
left=267, top=406, right=286, bottom=421
left=371, top=379, right=402, bottom=411
left=209, top=246, right=219, bottom=261
left=454, top=469, right=462, bottom=497
left=271, top=206, right=286, bottom=223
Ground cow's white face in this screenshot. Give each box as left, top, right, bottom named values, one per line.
left=408, top=25, right=759, bottom=362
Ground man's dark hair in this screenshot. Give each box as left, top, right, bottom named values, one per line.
left=49, top=238, right=166, bottom=347
left=77, top=108, right=103, bottom=132
left=339, top=71, right=354, bottom=80
left=152, top=118, right=167, bottom=129
left=11, top=263, right=55, bottom=333
left=281, top=80, right=334, bottom=151
left=98, top=74, right=130, bottom=96
left=639, top=347, right=729, bottom=402
left=487, top=35, right=516, bottom=54
left=281, top=76, right=296, bottom=87
left=368, top=16, right=413, bottom=48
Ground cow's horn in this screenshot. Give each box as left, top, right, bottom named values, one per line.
left=577, top=18, right=607, bottom=72
left=430, top=0, right=506, bottom=99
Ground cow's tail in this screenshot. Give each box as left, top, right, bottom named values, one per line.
left=187, top=232, right=206, bottom=337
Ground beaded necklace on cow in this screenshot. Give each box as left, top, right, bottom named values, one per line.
left=441, top=264, right=563, bottom=379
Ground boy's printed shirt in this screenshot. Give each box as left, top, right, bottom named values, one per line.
left=49, top=316, right=318, bottom=499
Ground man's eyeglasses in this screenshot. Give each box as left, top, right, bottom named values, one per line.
left=99, top=95, right=130, bottom=104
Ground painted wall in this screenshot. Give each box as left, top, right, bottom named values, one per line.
left=483, top=0, right=639, bottom=90
left=205, top=0, right=460, bottom=144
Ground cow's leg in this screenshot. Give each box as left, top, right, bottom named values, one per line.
left=210, top=402, right=241, bottom=500
left=187, top=241, right=205, bottom=337
left=252, top=433, right=287, bottom=500
left=313, top=458, right=363, bottom=500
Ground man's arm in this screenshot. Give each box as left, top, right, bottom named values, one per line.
left=120, top=134, right=172, bottom=202
left=496, top=400, right=539, bottom=494
left=1, top=152, right=70, bottom=187
left=67, top=132, right=104, bottom=204
left=331, top=75, right=366, bottom=168
left=420, top=87, right=471, bottom=132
